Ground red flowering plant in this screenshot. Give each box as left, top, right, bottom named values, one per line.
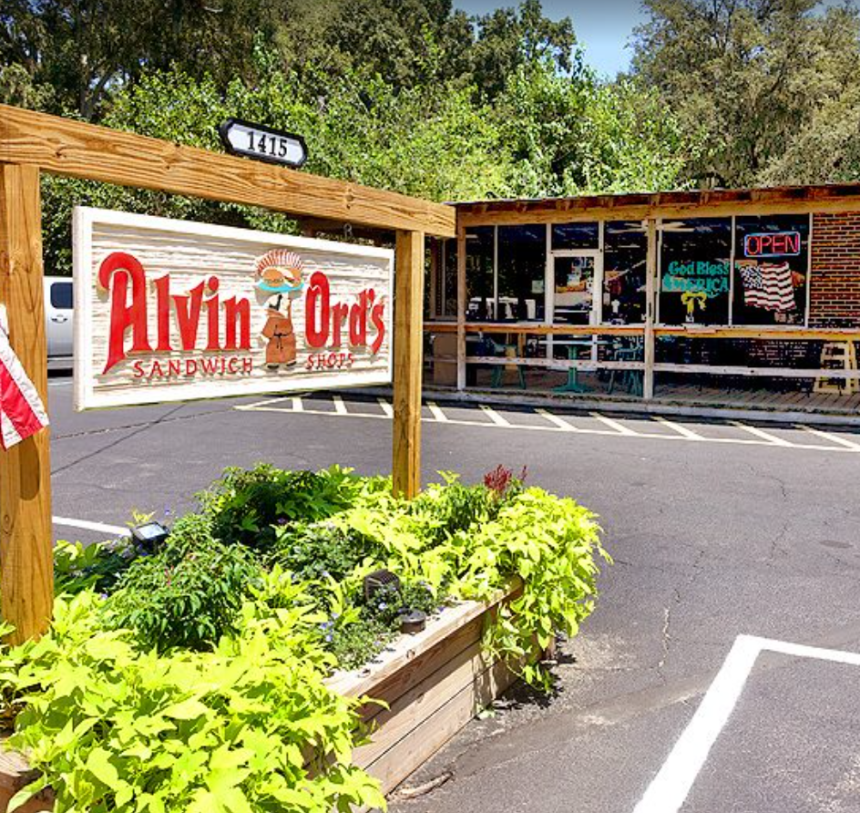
left=484, top=464, right=528, bottom=500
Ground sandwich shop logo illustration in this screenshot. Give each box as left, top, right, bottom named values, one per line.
left=74, top=208, right=393, bottom=410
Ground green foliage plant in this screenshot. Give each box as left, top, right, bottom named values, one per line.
left=105, top=515, right=262, bottom=651
left=4, top=591, right=385, bottom=813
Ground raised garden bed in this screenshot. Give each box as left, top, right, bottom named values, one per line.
left=0, top=465, right=606, bottom=812
left=0, top=582, right=523, bottom=811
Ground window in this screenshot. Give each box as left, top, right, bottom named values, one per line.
left=498, top=225, right=545, bottom=321
left=465, top=227, right=494, bottom=321
left=552, top=222, right=599, bottom=251
left=50, top=281, right=73, bottom=310
left=604, top=221, right=647, bottom=324
left=733, top=215, right=809, bottom=325
left=659, top=218, right=731, bottom=325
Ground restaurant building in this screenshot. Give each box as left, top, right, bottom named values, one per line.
left=425, top=184, right=860, bottom=413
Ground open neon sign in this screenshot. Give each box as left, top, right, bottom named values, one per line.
left=743, top=231, right=801, bottom=258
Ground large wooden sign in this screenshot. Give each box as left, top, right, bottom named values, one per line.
left=73, top=207, right=394, bottom=410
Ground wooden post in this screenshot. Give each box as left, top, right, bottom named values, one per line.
left=392, top=230, right=424, bottom=499
left=643, top=218, right=657, bottom=400
left=455, top=223, right=467, bottom=391
left=0, top=164, right=53, bottom=643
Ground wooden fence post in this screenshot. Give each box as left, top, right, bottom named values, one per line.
left=455, top=223, right=466, bottom=391
left=392, top=230, right=424, bottom=498
left=643, top=218, right=657, bottom=400
left=0, top=164, right=53, bottom=643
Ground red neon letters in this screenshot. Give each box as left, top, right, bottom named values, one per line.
left=743, top=231, right=801, bottom=258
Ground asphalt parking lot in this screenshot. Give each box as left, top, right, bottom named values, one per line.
left=46, top=375, right=860, bottom=812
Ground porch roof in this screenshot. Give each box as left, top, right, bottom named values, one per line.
left=453, top=182, right=860, bottom=227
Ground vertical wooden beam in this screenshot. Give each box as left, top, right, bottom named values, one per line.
left=392, top=230, right=424, bottom=499
left=455, top=223, right=467, bottom=390
left=0, top=164, right=53, bottom=643
left=643, top=218, right=657, bottom=400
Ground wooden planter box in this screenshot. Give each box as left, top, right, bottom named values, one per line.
left=327, top=579, right=522, bottom=799
left=0, top=581, right=522, bottom=812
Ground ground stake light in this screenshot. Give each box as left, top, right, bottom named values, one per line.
left=131, top=521, right=170, bottom=551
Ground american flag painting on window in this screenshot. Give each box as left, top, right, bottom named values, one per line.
left=737, top=261, right=796, bottom=313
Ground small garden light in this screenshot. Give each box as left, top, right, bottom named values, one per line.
left=363, top=569, right=401, bottom=602
left=131, top=521, right=170, bottom=551
left=398, top=609, right=427, bottom=635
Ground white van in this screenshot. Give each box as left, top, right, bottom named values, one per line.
left=44, top=277, right=74, bottom=358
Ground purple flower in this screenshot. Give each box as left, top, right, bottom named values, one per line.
left=277, top=518, right=288, bottom=526
left=378, top=602, right=387, bottom=611
left=325, top=634, right=333, bottom=643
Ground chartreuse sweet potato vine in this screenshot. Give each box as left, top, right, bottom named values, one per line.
left=0, top=466, right=608, bottom=812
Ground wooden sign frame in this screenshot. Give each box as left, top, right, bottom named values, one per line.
left=0, top=103, right=456, bottom=643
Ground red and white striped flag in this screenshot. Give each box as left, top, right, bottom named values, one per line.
left=0, top=315, right=49, bottom=450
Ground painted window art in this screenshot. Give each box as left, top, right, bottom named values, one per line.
left=659, top=218, right=732, bottom=325
left=733, top=215, right=810, bottom=325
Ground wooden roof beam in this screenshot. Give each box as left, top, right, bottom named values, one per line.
left=0, top=104, right=456, bottom=238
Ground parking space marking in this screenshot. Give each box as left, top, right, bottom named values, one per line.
left=654, top=416, right=705, bottom=440
left=634, top=635, right=860, bottom=813
left=428, top=402, right=449, bottom=422
left=730, top=421, right=794, bottom=447
left=591, top=411, right=638, bottom=436
left=537, top=408, right=580, bottom=431
left=798, top=424, right=860, bottom=451
left=481, top=405, right=511, bottom=426
left=53, top=516, right=130, bottom=537
left=236, top=397, right=860, bottom=454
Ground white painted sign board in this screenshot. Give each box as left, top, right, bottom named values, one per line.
left=73, top=207, right=394, bottom=410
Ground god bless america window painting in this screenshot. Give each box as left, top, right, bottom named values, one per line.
left=72, top=207, right=394, bottom=410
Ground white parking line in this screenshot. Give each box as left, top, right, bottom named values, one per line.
left=590, top=411, right=638, bottom=436
left=654, top=416, right=704, bottom=440
left=292, top=395, right=304, bottom=412
left=53, top=516, right=130, bottom=537
left=730, top=421, right=793, bottom=447
left=537, top=408, right=580, bottom=431
left=634, top=635, right=860, bottom=813
left=333, top=395, right=348, bottom=415
left=428, top=402, right=449, bottom=422
left=480, top=404, right=511, bottom=426
left=798, top=424, right=860, bottom=451
left=236, top=398, right=860, bottom=454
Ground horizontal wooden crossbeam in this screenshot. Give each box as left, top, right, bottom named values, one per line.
left=0, top=105, right=456, bottom=238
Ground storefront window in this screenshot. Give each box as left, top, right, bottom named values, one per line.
left=552, top=222, right=599, bottom=251
left=465, top=227, right=494, bottom=321
left=604, top=221, right=647, bottom=324
left=659, top=218, right=731, bottom=325
left=498, top=225, right=545, bottom=321
left=733, top=215, right=809, bottom=325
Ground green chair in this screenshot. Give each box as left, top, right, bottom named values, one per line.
left=608, top=339, right=644, bottom=397
left=486, top=337, right=526, bottom=389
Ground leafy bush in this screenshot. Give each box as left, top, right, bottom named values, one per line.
left=105, top=515, right=261, bottom=651
left=53, top=536, right=142, bottom=597
left=5, top=464, right=607, bottom=812
left=199, top=464, right=361, bottom=551
left=269, top=522, right=382, bottom=584
left=5, top=592, right=385, bottom=813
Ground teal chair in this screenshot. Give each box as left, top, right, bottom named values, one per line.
left=608, top=338, right=644, bottom=397
left=486, top=337, right=526, bottom=389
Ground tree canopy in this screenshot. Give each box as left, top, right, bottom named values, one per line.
left=4, top=0, right=860, bottom=273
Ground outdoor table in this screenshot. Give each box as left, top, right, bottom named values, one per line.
left=542, top=338, right=611, bottom=393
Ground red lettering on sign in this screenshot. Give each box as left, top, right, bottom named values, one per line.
left=99, top=252, right=153, bottom=373
left=305, top=271, right=330, bottom=348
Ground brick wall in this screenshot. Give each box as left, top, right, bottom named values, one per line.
left=810, top=212, right=860, bottom=327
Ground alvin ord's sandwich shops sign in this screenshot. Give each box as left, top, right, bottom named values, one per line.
left=73, top=207, right=394, bottom=410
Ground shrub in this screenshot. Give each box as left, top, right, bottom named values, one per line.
left=200, top=464, right=361, bottom=551
left=105, top=515, right=261, bottom=651
left=53, top=536, right=142, bottom=597
left=5, top=592, right=385, bottom=813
